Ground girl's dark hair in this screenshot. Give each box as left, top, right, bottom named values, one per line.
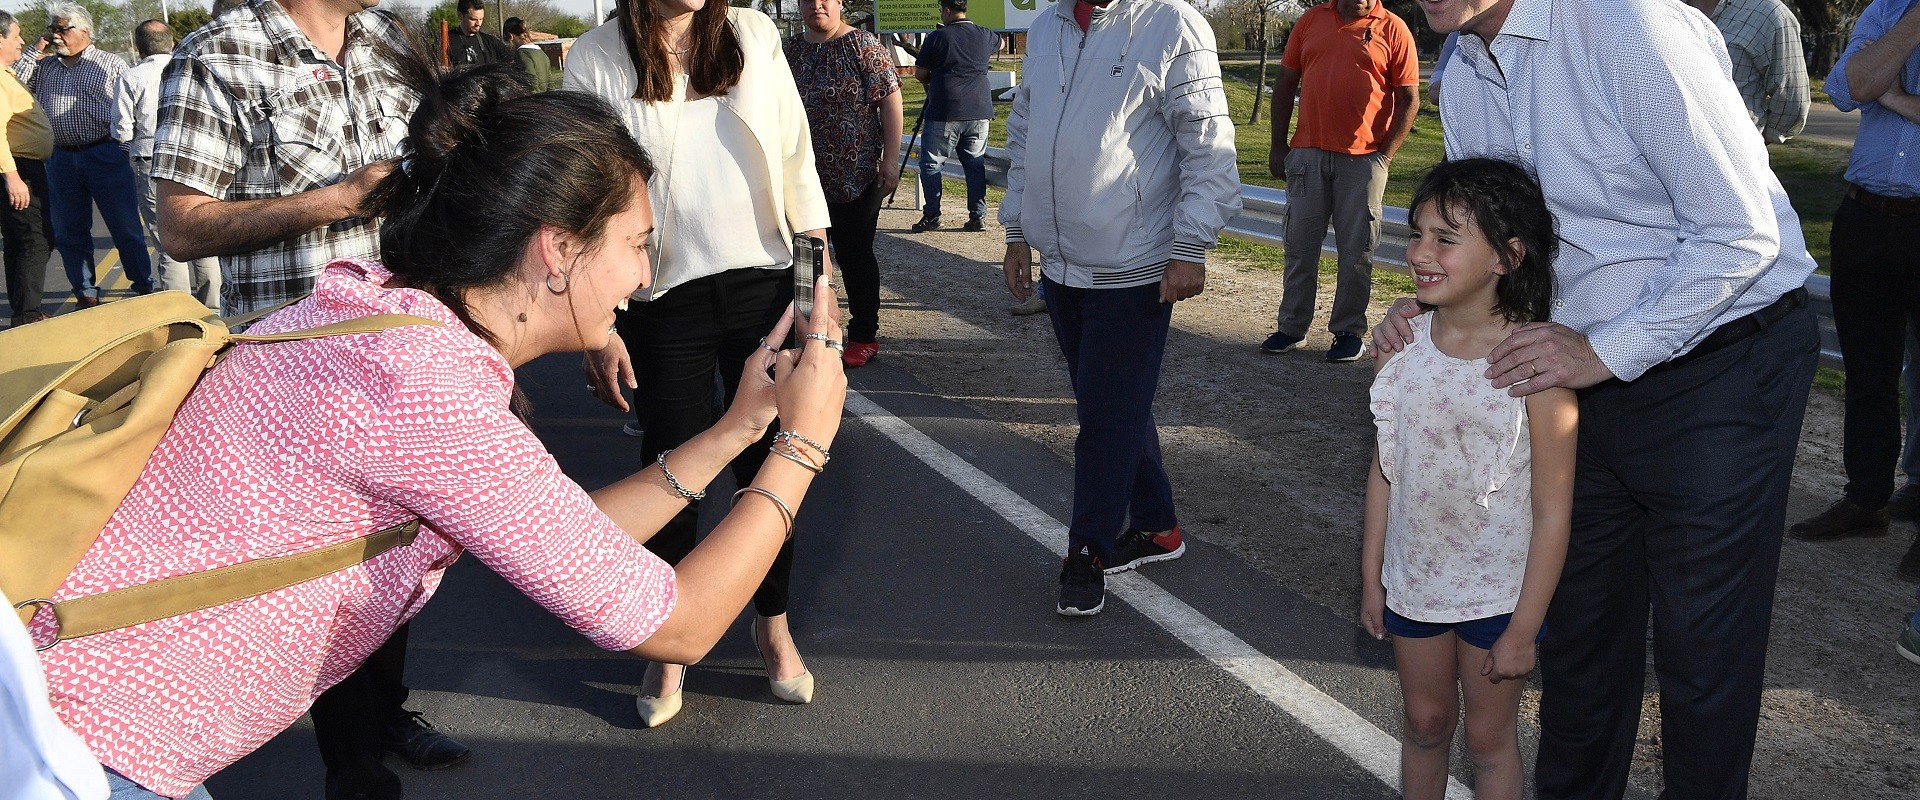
left=617, top=0, right=744, bottom=103
left=1410, top=158, right=1559, bottom=325
left=366, top=57, right=656, bottom=347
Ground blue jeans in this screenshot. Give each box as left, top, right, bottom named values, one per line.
left=1043, top=277, right=1177, bottom=563
left=917, top=118, right=988, bottom=221
left=47, top=141, right=153, bottom=299
left=106, top=768, right=212, bottom=799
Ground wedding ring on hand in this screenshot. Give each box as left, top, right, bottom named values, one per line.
left=803, top=332, right=844, bottom=352
left=758, top=336, right=780, bottom=354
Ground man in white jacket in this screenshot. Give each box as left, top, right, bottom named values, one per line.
left=1001, top=0, right=1241, bottom=616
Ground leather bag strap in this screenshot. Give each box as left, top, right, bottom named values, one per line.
left=24, top=520, right=421, bottom=646
left=228, top=314, right=442, bottom=343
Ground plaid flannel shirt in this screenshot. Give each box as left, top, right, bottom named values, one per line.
left=14, top=45, right=129, bottom=147
left=152, top=0, right=418, bottom=314
left=1709, top=0, right=1810, bottom=143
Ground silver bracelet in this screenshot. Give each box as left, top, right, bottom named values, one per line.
left=655, top=449, right=705, bottom=501
left=770, top=442, right=824, bottom=474
left=773, top=430, right=831, bottom=468
left=733, top=486, right=795, bottom=539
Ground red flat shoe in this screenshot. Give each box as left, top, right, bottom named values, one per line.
left=842, top=341, right=878, bottom=368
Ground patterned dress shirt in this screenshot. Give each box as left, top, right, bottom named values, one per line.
left=1709, top=0, right=1811, bottom=144
left=1438, top=0, right=1815, bottom=381
left=13, top=45, right=129, bottom=147
left=786, top=29, right=901, bottom=204
left=152, top=0, right=417, bottom=314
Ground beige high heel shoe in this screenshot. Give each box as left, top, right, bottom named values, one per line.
left=635, top=661, right=685, bottom=728
left=751, top=620, right=814, bottom=704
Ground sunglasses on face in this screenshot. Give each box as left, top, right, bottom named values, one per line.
left=46, top=24, right=77, bottom=35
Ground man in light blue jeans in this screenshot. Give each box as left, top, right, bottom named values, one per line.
left=911, top=0, right=996, bottom=232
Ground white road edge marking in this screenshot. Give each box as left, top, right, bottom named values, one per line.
left=847, top=390, right=1471, bottom=799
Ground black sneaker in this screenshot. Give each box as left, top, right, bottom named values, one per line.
left=1327, top=331, right=1364, bottom=362
left=1105, top=525, right=1186, bottom=574
left=1057, top=546, right=1105, bottom=616
left=1900, top=534, right=1920, bottom=583
left=910, top=215, right=942, bottom=233
left=962, top=216, right=987, bottom=232
left=1261, top=331, right=1303, bottom=353
left=380, top=710, right=471, bottom=770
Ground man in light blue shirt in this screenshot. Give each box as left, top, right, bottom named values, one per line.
left=1378, top=0, right=1819, bottom=796
left=1798, top=0, right=1920, bottom=645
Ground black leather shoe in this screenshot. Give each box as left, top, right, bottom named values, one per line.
left=380, top=710, right=470, bottom=770
left=962, top=216, right=986, bottom=232
left=1899, top=535, right=1920, bottom=583
left=1789, top=498, right=1891, bottom=542
left=1890, top=483, right=1920, bottom=521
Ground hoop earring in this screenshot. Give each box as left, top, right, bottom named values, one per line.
left=546, top=271, right=571, bottom=294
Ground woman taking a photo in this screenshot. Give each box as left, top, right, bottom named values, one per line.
left=565, top=0, right=832, bottom=727
left=33, top=62, right=846, bottom=799
left=787, top=0, right=903, bottom=368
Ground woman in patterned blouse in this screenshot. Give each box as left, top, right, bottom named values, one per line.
left=787, top=0, right=904, bottom=368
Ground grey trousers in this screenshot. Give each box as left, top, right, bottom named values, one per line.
left=1276, top=147, right=1389, bottom=338
left=134, top=156, right=220, bottom=309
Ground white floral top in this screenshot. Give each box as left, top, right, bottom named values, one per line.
left=1370, top=315, right=1534, bottom=622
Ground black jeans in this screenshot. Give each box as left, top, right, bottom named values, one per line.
left=1535, top=305, right=1818, bottom=800
left=309, top=624, right=412, bottom=800
left=828, top=182, right=885, bottom=343
left=2, top=158, right=52, bottom=317
left=618, top=267, right=795, bottom=617
left=1830, top=193, right=1920, bottom=508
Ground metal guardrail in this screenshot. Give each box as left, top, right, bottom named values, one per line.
left=905, top=139, right=1841, bottom=367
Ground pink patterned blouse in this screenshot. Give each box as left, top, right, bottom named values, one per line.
left=1369, top=314, right=1534, bottom=623
left=35, top=260, right=677, bottom=797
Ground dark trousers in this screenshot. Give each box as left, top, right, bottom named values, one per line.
left=1043, top=277, right=1178, bottom=564
left=47, top=141, right=152, bottom=298
left=618, top=267, right=794, bottom=617
left=2, top=157, right=52, bottom=316
left=828, top=182, right=885, bottom=343
left=1830, top=194, right=1920, bottom=508
left=309, top=624, right=412, bottom=800
left=1535, top=305, right=1818, bottom=800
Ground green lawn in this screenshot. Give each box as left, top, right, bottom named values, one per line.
left=903, top=56, right=1845, bottom=272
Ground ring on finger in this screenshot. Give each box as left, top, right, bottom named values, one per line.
left=758, top=336, right=780, bottom=354
left=803, top=332, right=845, bottom=352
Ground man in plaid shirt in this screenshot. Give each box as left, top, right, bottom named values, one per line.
left=149, top=3, right=471, bottom=799
left=152, top=0, right=413, bottom=316
left=14, top=4, right=154, bottom=307
left=1687, top=0, right=1811, bottom=143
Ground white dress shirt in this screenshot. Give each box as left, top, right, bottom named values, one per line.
left=110, top=53, right=170, bottom=159
left=1438, top=0, right=1815, bottom=381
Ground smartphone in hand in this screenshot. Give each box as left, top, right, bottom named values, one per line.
left=785, top=234, right=824, bottom=350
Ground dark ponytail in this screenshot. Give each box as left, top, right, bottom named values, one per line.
left=365, top=55, right=656, bottom=346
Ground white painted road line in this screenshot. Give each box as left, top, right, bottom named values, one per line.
left=846, top=389, right=1472, bottom=799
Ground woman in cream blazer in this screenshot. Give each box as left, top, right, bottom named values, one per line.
left=566, top=0, right=834, bottom=730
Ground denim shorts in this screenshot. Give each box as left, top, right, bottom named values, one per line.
left=1383, top=607, right=1546, bottom=651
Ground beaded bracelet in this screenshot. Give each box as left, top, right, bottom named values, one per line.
left=655, top=449, right=705, bottom=501
left=770, top=444, right=823, bottom=474
left=733, top=486, right=795, bottom=539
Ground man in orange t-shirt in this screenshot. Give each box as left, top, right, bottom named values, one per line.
left=1262, top=0, right=1418, bottom=362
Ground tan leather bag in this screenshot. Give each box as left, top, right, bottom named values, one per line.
left=0, top=291, right=439, bottom=648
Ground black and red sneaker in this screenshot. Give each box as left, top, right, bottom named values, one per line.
left=1057, top=546, right=1106, bottom=616
left=1104, top=526, right=1186, bottom=575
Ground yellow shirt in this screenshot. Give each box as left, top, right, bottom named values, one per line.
left=0, top=66, right=53, bottom=172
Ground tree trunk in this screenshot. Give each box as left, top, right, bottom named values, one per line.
left=1795, top=0, right=1836, bottom=78
left=1249, top=6, right=1270, bottom=124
